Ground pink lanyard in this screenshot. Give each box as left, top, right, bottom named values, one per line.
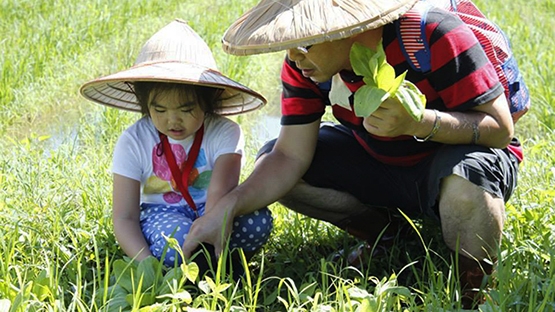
left=159, top=124, right=204, bottom=214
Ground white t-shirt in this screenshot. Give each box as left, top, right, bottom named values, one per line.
left=112, top=115, right=244, bottom=208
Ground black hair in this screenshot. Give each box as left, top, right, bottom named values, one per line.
left=131, top=81, right=223, bottom=117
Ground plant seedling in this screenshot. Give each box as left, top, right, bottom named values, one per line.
left=350, top=41, right=426, bottom=121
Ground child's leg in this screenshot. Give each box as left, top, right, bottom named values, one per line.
left=140, top=205, right=273, bottom=268
left=140, top=205, right=193, bottom=267
left=229, top=207, right=273, bottom=253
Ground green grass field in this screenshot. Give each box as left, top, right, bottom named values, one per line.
left=1, top=0, right=554, bottom=311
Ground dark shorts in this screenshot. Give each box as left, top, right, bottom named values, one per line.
left=258, top=123, right=519, bottom=219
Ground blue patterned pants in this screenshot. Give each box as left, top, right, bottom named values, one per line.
left=139, top=203, right=273, bottom=267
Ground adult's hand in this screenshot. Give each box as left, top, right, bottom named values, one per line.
left=182, top=198, right=236, bottom=259
left=362, top=97, right=418, bottom=137
left=182, top=121, right=321, bottom=258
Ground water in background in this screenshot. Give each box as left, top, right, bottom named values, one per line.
left=250, top=115, right=281, bottom=147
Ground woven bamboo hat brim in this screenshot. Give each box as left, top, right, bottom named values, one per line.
left=222, top=0, right=418, bottom=55
left=80, top=19, right=266, bottom=115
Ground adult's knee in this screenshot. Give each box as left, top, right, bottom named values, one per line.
left=440, top=175, right=505, bottom=219
left=439, top=175, right=505, bottom=259
left=276, top=179, right=311, bottom=212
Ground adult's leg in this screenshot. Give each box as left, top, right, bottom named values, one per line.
left=439, top=175, right=505, bottom=309
left=428, top=143, right=518, bottom=260
left=257, top=123, right=420, bottom=243
left=439, top=175, right=501, bottom=308
left=278, top=180, right=399, bottom=242
left=439, top=174, right=505, bottom=261
left=429, top=143, right=519, bottom=308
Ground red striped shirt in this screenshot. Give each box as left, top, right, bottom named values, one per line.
left=281, top=8, right=507, bottom=166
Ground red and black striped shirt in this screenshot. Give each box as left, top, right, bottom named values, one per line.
left=280, top=8, right=509, bottom=166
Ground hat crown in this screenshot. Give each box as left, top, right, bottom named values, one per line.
left=80, top=19, right=266, bottom=115
left=222, top=0, right=418, bottom=55
left=135, top=19, right=218, bottom=70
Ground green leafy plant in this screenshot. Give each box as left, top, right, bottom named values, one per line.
left=97, top=255, right=199, bottom=311
left=350, top=41, right=426, bottom=121
left=348, top=274, right=412, bottom=311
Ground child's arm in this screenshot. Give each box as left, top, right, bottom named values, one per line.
left=184, top=153, right=241, bottom=256
left=204, top=153, right=242, bottom=209
left=112, top=173, right=152, bottom=261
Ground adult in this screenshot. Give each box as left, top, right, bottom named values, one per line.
left=183, top=0, right=520, bottom=308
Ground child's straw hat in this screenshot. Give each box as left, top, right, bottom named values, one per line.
left=80, top=19, right=266, bottom=115
left=222, top=0, right=418, bottom=55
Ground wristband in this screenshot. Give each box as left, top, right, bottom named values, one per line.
left=414, top=109, right=441, bottom=142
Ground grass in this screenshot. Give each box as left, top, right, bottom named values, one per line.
left=0, top=0, right=554, bottom=311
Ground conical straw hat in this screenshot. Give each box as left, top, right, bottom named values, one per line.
left=80, top=19, right=266, bottom=115
left=222, top=0, right=418, bottom=55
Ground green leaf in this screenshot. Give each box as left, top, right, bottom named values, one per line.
left=160, top=267, right=184, bottom=294
left=181, top=261, right=199, bottom=283
left=368, top=56, right=379, bottom=85
left=106, top=284, right=128, bottom=298
left=198, top=280, right=211, bottom=295
left=356, top=297, right=377, bottom=312
left=263, top=288, right=279, bottom=305
left=113, top=260, right=136, bottom=293
left=388, top=71, right=407, bottom=95
left=382, top=286, right=412, bottom=297
left=395, top=81, right=426, bottom=121
left=375, top=62, right=396, bottom=90
left=113, top=259, right=137, bottom=277
left=350, top=42, right=377, bottom=78
left=126, top=293, right=156, bottom=307
left=376, top=39, right=387, bottom=66
left=157, top=290, right=193, bottom=304
left=137, top=258, right=157, bottom=290
left=105, top=292, right=131, bottom=311
left=362, top=76, right=375, bottom=86
left=350, top=39, right=426, bottom=122
left=31, top=270, right=51, bottom=301
left=215, top=283, right=232, bottom=293
left=164, top=236, right=181, bottom=251
left=138, top=304, right=165, bottom=312
left=353, top=85, right=389, bottom=117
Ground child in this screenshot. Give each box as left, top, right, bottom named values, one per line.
left=79, top=19, right=273, bottom=271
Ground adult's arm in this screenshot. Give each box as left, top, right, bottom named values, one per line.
left=364, top=8, right=514, bottom=148
left=363, top=93, right=514, bottom=148
left=112, top=174, right=152, bottom=261
left=182, top=120, right=321, bottom=257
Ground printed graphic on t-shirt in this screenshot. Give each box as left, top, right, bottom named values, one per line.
left=143, top=143, right=211, bottom=205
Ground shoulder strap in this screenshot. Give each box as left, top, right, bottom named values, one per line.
left=159, top=124, right=204, bottom=212
left=396, top=1, right=433, bottom=73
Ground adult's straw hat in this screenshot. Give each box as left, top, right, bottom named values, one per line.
left=80, top=19, right=266, bottom=115
left=222, top=0, right=418, bottom=55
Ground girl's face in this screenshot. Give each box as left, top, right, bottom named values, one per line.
left=148, top=88, right=205, bottom=140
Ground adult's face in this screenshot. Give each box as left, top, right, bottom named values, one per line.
left=286, top=37, right=354, bottom=83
